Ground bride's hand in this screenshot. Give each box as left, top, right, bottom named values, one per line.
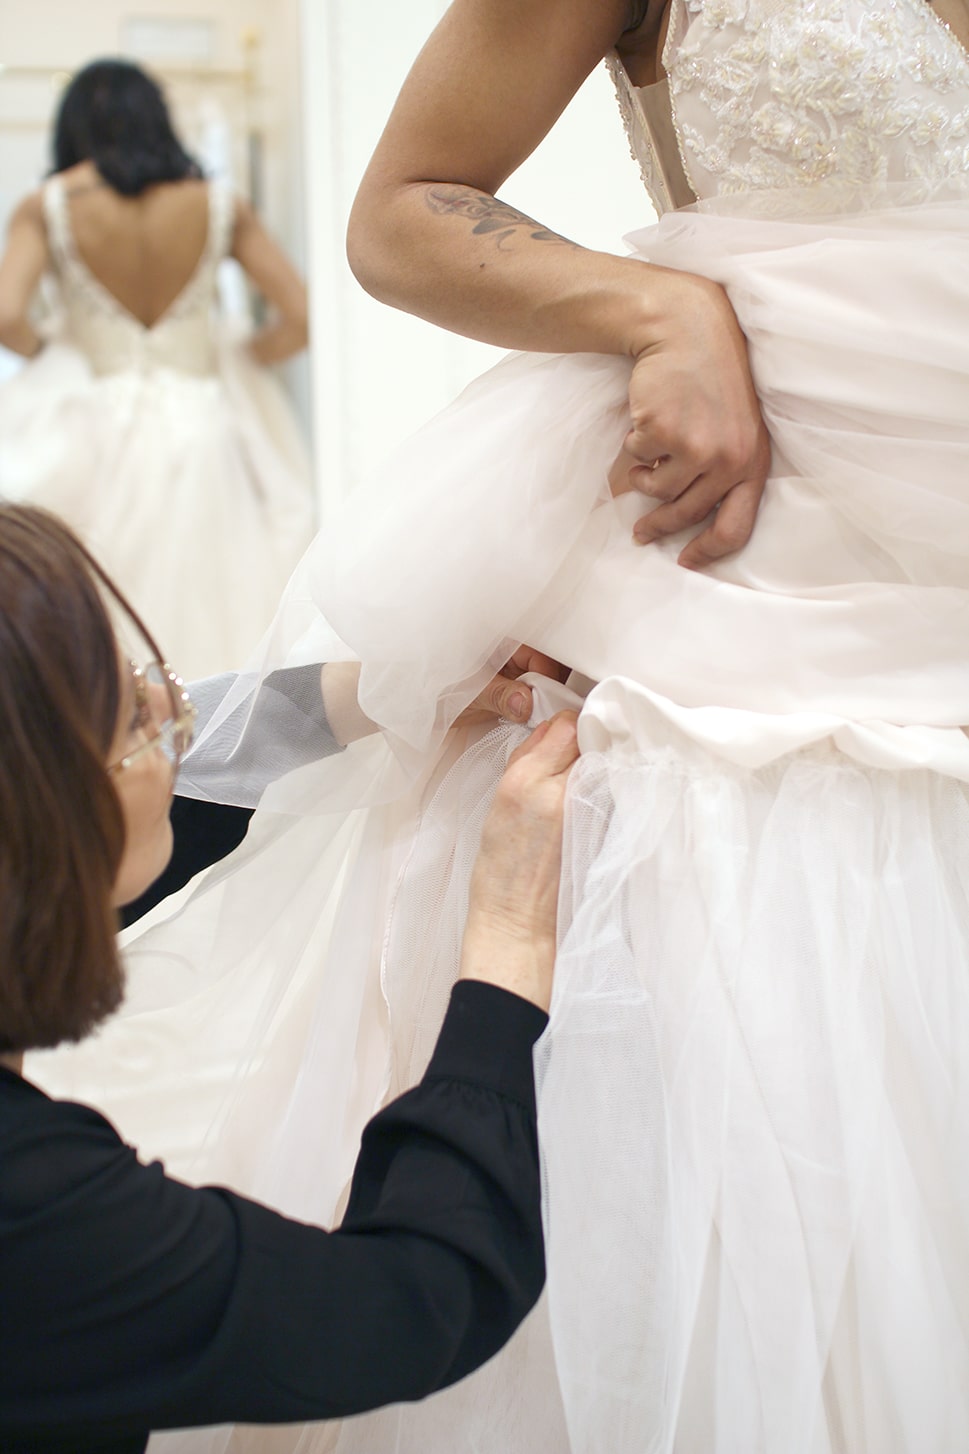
left=618, top=270, right=772, bottom=571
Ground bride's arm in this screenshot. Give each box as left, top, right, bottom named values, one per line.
left=347, top=0, right=770, bottom=568
left=230, top=197, right=309, bottom=366
left=349, top=0, right=653, bottom=351
left=0, top=193, right=48, bottom=358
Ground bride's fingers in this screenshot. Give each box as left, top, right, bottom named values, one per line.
left=624, top=434, right=697, bottom=504
left=631, top=419, right=769, bottom=562
left=626, top=457, right=682, bottom=500
left=633, top=472, right=723, bottom=545
left=608, top=444, right=641, bottom=497
left=677, top=476, right=764, bottom=570
left=610, top=441, right=687, bottom=502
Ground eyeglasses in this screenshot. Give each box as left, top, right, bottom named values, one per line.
left=107, top=661, right=197, bottom=779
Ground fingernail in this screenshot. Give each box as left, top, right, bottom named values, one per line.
left=634, top=529, right=654, bottom=546
left=508, top=691, right=527, bottom=720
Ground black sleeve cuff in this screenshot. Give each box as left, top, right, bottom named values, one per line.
left=423, top=980, right=548, bottom=1114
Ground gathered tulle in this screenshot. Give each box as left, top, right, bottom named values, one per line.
left=343, top=704, right=969, bottom=1454
left=541, top=701, right=969, bottom=1454
left=175, top=188, right=969, bottom=822
left=121, top=699, right=969, bottom=1454
left=27, top=189, right=969, bottom=1452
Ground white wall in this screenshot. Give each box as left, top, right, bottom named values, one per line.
left=301, top=1, right=654, bottom=515
left=0, top=0, right=301, bottom=198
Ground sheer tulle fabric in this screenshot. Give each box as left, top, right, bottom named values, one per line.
left=339, top=711, right=969, bottom=1454
left=542, top=714, right=969, bottom=1454
left=28, top=190, right=969, bottom=1452
left=178, top=189, right=969, bottom=819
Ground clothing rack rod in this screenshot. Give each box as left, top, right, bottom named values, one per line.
left=0, top=63, right=256, bottom=89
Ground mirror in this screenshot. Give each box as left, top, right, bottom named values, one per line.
left=0, top=0, right=650, bottom=528
left=0, top=3, right=310, bottom=410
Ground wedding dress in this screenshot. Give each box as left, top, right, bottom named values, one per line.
left=29, top=2, right=969, bottom=1451
left=0, top=177, right=315, bottom=678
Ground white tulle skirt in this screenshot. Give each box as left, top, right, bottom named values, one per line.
left=0, top=334, right=315, bottom=678
left=29, top=189, right=969, bottom=1453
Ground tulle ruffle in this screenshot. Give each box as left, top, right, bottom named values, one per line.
left=26, top=190, right=969, bottom=1452
left=174, top=189, right=969, bottom=820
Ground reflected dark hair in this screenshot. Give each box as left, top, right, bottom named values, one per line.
left=52, top=58, right=203, bottom=197
left=0, top=505, right=164, bottom=1053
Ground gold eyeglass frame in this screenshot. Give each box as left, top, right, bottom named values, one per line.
left=107, top=661, right=197, bottom=777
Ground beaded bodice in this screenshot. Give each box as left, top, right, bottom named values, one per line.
left=611, top=0, right=969, bottom=215
left=43, top=177, right=234, bottom=377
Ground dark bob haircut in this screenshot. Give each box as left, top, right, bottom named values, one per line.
left=0, top=505, right=163, bottom=1054
left=52, top=58, right=203, bottom=198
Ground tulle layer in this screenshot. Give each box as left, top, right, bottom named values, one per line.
left=0, top=334, right=315, bottom=678
left=541, top=687, right=969, bottom=1454
left=286, top=694, right=969, bottom=1454
left=31, top=691, right=969, bottom=1454
left=26, top=191, right=969, bottom=1452
left=180, top=191, right=969, bottom=815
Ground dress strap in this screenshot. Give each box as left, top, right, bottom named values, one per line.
left=39, top=175, right=134, bottom=323
left=41, top=176, right=76, bottom=275
left=206, top=178, right=236, bottom=264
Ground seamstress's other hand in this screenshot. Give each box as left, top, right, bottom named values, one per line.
left=460, top=711, right=579, bottom=1012
left=459, top=645, right=570, bottom=728
left=621, top=270, right=771, bottom=571
left=321, top=648, right=569, bottom=745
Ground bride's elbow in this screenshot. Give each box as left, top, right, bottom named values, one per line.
left=346, top=178, right=429, bottom=307
left=0, top=301, right=20, bottom=343
left=0, top=310, right=39, bottom=358
left=346, top=194, right=394, bottom=303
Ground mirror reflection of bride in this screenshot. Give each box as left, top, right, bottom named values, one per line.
left=0, top=58, right=315, bottom=679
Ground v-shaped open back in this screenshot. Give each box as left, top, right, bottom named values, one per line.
left=43, top=176, right=235, bottom=377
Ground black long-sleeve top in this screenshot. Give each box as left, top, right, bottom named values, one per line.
left=0, top=981, right=547, bottom=1451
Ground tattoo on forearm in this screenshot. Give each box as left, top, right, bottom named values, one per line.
left=425, top=185, right=573, bottom=249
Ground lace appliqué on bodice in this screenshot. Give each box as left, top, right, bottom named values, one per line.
left=43, top=178, right=235, bottom=378
left=611, top=0, right=969, bottom=213
left=671, top=0, right=969, bottom=200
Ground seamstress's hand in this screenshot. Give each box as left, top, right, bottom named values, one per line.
left=458, top=645, right=570, bottom=728
left=321, top=649, right=569, bottom=745
left=460, top=711, right=579, bottom=1012
left=619, top=270, right=771, bottom=571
